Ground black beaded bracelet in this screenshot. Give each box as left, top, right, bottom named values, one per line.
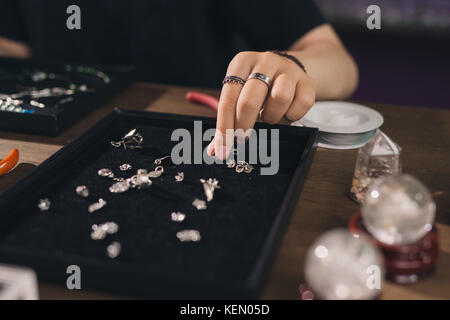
left=270, top=50, right=307, bottom=74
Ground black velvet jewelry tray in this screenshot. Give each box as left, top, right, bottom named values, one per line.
left=0, top=58, right=134, bottom=135
left=0, top=109, right=318, bottom=299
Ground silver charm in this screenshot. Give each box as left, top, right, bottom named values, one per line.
left=244, top=163, right=254, bottom=173
left=235, top=161, right=254, bottom=174
left=171, top=211, right=186, bottom=222
left=109, top=181, right=130, bottom=194
left=91, top=222, right=119, bottom=240
left=137, top=169, right=148, bottom=175
left=119, top=163, right=132, bottom=171
left=98, top=168, right=124, bottom=182
left=235, top=164, right=245, bottom=173
left=75, top=185, right=89, bottom=198
left=192, top=198, right=207, bottom=211
left=176, top=230, right=201, bottom=242
left=148, top=166, right=164, bottom=178
left=111, top=128, right=143, bottom=149
left=200, top=178, right=221, bottom=202
left=135, top=172, right=153, bottom=189
left=98, top=168, right=114, bottom=178
left=175, top=172, right=184, bottom=182
left=106, top=241, right=121, bottom=259
left=38, top=198, right=51, bottom=211
left=154, top=155, right=171, bottom=165
left=226, top=159, right=236, bottom=168
left=88, top=198, right=107, bottom=213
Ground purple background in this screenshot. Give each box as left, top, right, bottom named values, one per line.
left=316, top=0, right=450, bottom=109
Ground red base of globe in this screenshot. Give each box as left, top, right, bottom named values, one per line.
left=349, top=213, right=439, bottom=284
left=298, top=283, right=319, bottom=300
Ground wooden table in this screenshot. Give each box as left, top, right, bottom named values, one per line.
left=1, top=83, right=449, bottom=300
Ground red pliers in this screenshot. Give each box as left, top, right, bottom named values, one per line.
left=185, top=91, right=219, bottom=113
left=0, top=148, right=19, bottom=177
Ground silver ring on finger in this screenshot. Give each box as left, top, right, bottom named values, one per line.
left=247, top=72, right=272, bottom=90
left=222, top=75, right=246, bottom=86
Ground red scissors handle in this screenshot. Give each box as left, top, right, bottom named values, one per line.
left=186, top=92, right=219, bottom=112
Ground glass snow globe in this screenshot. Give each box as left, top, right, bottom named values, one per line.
left=361, top=174, right=436, bottom=245
left=304, top=229, right=384, bottom=300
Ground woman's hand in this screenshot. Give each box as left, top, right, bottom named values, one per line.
left=208, top=50, right=316, bottom=160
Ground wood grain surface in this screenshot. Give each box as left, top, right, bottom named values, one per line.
left=0, top=83, right=449, bottom=300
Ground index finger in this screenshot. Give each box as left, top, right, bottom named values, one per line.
left=213, top=60, right=254, bottom=159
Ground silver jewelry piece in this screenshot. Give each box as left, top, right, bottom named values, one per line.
left=88, top=198, right=107, bottom=213
left=137, top=169, right=148, bottom=175
left=175, top=172, right=184, bottom=182
left=154, top=155, right=170, bottom=165
left=200, top=178, right=221, bottom=202
left=75, top=185, right=89, bottom=198
left=119, top=163, right=132, bottom=171
left=98, top=168, right=114, bottom=178
left=192, top=198, right=207, bottom=211
left=223, top=75, right=246, bottom=86
left=106, top=241, right=121, bottom=259
left=176, top=230, right=201, bottom=242
left=171, top=211, right=186, bottom=222
left=111, top=129, right=143, bottom=150
left=91, top=222, right=119, bottom=240
left=247, top=72, right=272, bottom=89
left=148, top=166, right=164, bottom=178
left=98, top=168, right=124, bottom=182
left=235, top=161, right=254, bottom=174
left=226, top=159, right=236, bottom=168
left=38, top=198, right=51, bottom=211
left=135, top=172, right=153, bottom=189
left=109, top=181, right=130, bottom=194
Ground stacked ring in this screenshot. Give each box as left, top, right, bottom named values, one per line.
left=223, top=75, right=246, bottom=86
left=247, top=73, right=272, bottom=90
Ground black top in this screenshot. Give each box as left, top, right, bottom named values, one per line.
left=0, top=0, right=325, bottom=88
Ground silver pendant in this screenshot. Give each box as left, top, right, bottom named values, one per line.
left=75, top=185, right=89, bottom=198
left=200, top=178, right=221, bottom=202
left=171, top=211, right=186, bottom=222
left=148, top=166, right=164, bottom=178
left=88, top=198, right=107, bottom=213
left=192, top=198, right=207, bottom=210
left=175, top=172, right=184, bottom=182
left=111, top=128, right=143, bottom=150
left=38, top=198, right=51, bottom=211
left=176, top=230, right=201, bottom=242
left=106, top=241, right=121, bottom=259
left=109, top=181, right=130, bottom=194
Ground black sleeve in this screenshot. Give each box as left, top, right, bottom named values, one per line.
left=222, top=0, right=325, bottom=50
left=0, top=0, right=28, bottom=41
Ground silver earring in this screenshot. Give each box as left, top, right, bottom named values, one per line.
left=175, top=172, right=184, bottom=182
left=88, top=198, right=107, bottom=213
left=226, top=159, right=236, bottom=168
left=148, top=166, right=164, bottom=178
left=176, top=230, right=201, bottom=242
left=75, top=185, right=89, bottom=198
left=200, top=178, right=221, bottom=202
left=235, top=161, right=254, bottom=174
left=106, top=241, right=121, bottom=258
left=109, top=180, right=130, bottom=194
left=154, top=155, right=170, bottom=165
left=171, top=211, right=186, bottom=222
left=192, top=198, right=207, bottom=210
left=111, top=128, right=143, bottom=149
left=38, top=198, right=51, bottom=211
left=91, top=221, right=119, bottom=240
left=119, top=163, right=132, bottom=171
